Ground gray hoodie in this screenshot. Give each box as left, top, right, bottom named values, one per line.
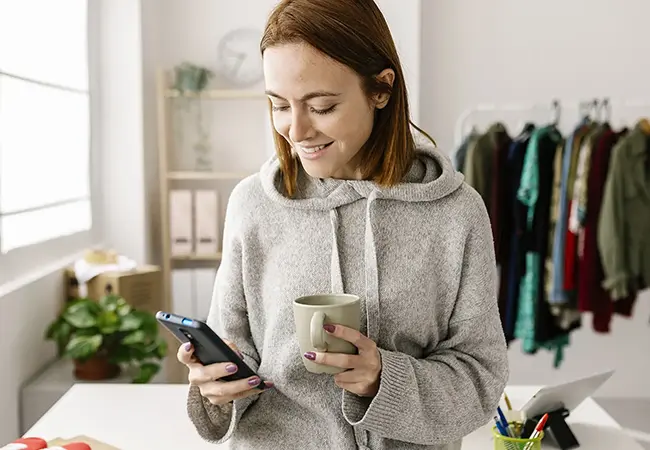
left=186, top=136, right=509, bottom=450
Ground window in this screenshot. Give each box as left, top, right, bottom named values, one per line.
left=0, top=0, right=92, bottom=255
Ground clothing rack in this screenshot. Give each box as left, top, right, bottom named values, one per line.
left=453, top=102, right=650, bottom=369
left=454, top=98, right=650, bottom=148
left=454, top=99, right=604, bottom=149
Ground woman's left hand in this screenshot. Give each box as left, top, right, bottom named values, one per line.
left=303, top=324, right=382, bottom=397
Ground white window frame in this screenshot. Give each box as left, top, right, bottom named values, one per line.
left=0, top=1, right=102, bottom=290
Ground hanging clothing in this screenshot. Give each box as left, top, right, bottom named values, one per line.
left=577, top=128, right=636, bottom=332
left=491, top=129, right=514, bottom=264
left=549, top=122, right=595, bottom=306
left=501, top=137, right=531, bottom=342
left=598, top=122, right=650, bottom=299
left=454, top=129, right=479, bottom=173
left=558, top=125, right=609, bottom=331
left=544, top=139, right=564, bottom=307
left=464, top=122, right=509, bottom=211
left=514, top=125, right=568, bottom=367
left=459, top=113, right=647, bottom=368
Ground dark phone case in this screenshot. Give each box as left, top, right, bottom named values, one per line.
left=156, top=311, right=265, bottom=387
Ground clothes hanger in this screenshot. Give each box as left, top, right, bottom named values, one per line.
left=597, top=97, right=611, bottom=128
left=521, top=122, right=536, bottom=134
left=549, top=99, right=561, bottom=129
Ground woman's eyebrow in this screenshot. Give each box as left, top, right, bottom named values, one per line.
left=265, top=90, right=341, bottom=101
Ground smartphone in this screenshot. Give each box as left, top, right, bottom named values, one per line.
left=156, top=311, right=266, bottom=388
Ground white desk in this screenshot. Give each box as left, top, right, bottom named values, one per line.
left=24, top=384, right=642, bottom=450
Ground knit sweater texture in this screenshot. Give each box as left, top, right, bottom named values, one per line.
left=186, top=135, right=509, bottom=449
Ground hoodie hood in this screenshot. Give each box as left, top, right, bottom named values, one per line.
left=259, top=131, right=464, bottom=341
left=260, top=131, right=464, bottom=210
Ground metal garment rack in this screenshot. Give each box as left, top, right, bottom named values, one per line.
left=454, top=98, right=650, bottom=149
left=453, top=99, right=598, bottom=149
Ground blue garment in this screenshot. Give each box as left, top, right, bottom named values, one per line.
left=550, top=125, right=580, bottom=304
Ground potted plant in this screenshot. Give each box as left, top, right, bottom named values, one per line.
left=45, top=294, right=168, bottom=383
left=173, top=62, right=214, bottom=93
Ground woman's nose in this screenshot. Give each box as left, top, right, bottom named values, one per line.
left=289, top=111, right=314, bottom=143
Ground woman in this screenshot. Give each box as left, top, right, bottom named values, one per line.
left=177, top=0, right=509, bottom=448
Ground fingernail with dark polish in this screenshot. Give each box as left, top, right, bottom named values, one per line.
left=248, top=377, right=261, bottom=387
left=225, top=364, right=238, bottom=373
left=323, top=324, right=335, bottom=333
left=264, top=381, right=275, bottom=389
left=184, top=342, right=192, bottom=351
left=304, top=352, right=316, bottom=361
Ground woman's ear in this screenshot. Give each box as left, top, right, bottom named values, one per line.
left=374, top=68, right=395, bottom=109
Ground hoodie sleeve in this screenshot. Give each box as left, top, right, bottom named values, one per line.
left=341, top=195, right=509, bottom=446
left=186, top=182, right=262, bottom=444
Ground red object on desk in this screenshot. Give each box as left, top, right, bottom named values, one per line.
left=1, top=437, right=48, bottom=449
left=0, top=439, right=92, bottom=450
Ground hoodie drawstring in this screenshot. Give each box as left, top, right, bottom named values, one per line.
left=364, top=190, right=380, bottom=340
left=329, top=209, right=344, bottom=294
left=328, top=191, right=380, bottom=341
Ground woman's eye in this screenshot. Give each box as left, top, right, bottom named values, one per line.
left=310, top=105, right=337, bottom=115
left=271, top=105, right=289, bottom=112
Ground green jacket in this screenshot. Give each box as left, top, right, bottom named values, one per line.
left=598, top=124, right=650, bottom=299
left=464, top=122, right=508, bottom=210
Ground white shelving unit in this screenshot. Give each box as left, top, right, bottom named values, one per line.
left=155, top=69, right=268, bottom=382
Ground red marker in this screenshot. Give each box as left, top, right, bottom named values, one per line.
left=524, top=413, right=549, bottom=450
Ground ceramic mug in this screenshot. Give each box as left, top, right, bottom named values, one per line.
left=293, top=293, right=361, bottom=374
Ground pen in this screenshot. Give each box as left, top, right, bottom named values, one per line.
left=523, top=413, right=549, bottom=450
left=504, top=392, right=513, bottom=411
left=494, top=416, right=509, bottom=437
left=494, top=416, right=517, bottom=450
left=496, top=406, right=513, bottom=437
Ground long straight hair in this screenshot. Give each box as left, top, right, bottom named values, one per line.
left=261, top=0, right=435, bottom=197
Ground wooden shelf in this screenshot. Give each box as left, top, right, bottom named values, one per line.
left=167, top=171, right=252, bottom=181
left=156, top=69, right=269, bottom=383
left=171, top=253, right=222, bottom=261
left=166, top=89, right=267, bottom=99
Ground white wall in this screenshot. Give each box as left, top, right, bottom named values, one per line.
left=420, top=0, right=650, bottom=399
left=98, top=0, right=148, bottom=265
left=420, top=0, right=650, bottom=153
left=0, top=260, right=69, bottom=444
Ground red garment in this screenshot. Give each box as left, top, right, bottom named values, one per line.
left=577, top=129, right=636, bottom=332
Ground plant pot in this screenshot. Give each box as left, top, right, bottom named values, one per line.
left=73, top=356, right=121, bottom=381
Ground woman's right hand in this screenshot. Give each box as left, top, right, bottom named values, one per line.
left=177, top=341, right=272, bottom=405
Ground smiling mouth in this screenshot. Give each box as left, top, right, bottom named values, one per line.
left=298, top=142, right=334, bottom=154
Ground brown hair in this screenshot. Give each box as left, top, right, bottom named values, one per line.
left=260, top=0, right=435, bottom=197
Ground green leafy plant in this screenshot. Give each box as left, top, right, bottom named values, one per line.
left=45, top=295, right=168, bottom=383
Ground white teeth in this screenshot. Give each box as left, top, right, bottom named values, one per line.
left=300, top=143, right=329, bottom=153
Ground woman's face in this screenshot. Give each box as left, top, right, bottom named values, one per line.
left=263, top=43, right=391, bottom=180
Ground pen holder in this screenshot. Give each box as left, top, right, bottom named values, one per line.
left=493, top=425, right=544, bottom=450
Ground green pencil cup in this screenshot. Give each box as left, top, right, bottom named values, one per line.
left=492, top=425, right=544, bottom=450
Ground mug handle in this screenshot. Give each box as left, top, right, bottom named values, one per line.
left=310, top=311, right=328, bottom=352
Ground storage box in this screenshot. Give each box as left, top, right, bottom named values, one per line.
left=65, top=265, right=163, bottom=314
left=169, top=190, right=193, bottom=255
left=194, top=190, right=219, bottom=255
